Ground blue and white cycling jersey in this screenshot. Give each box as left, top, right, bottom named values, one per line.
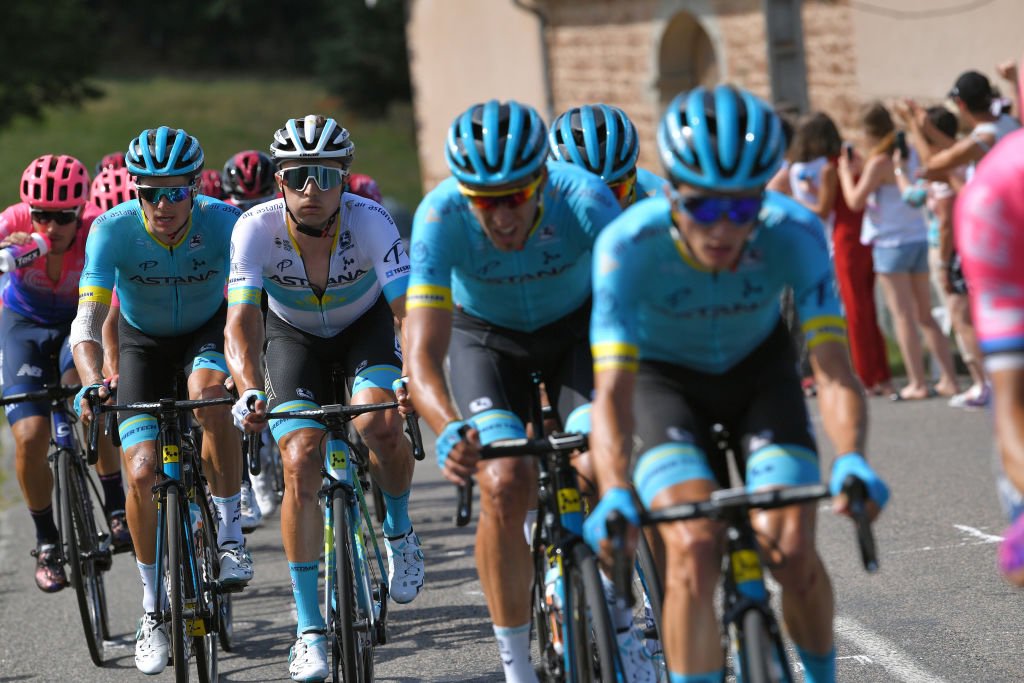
left=635, top=167, right=669, bottom=202
left=407, top=161, right=621, bottom=332
left=79, top=196, right=239, bottom=336
left=227, top=196, right=408, bottom=337
left=591, top=191, right=847, bottom=374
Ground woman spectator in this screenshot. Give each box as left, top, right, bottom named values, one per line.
left=897, top=104, right=989, bottom=409
left=838, top=102, right=959, bottom=401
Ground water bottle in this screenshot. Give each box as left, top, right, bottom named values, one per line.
left=543, top=564, right=565, bottom=655
left=0, top=233, right=50, bottom=272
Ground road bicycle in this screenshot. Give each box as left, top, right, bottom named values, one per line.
left=88, top=390, right=237, bottom=683
left=1, top=379, right=121, bottom=667
left=257, top=398, right=423, bottom=682
left=609, top=425, right=878, bottom=683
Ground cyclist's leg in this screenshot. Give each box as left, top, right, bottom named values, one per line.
left=633, top=360, right=723, bottom=679
left=449, top=313, right=537, bottom=681
left=2, top=312, right=67, bottom=589
left=264, top=310, right=330, bottom=638
left=344, top=296, right=413, bottom=527
left=737, top=325, right=834, bottom=682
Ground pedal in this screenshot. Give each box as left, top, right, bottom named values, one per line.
left=217, top=580, right=248, bottom=595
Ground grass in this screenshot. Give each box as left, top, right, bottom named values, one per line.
left=0, top=76, right=423, bottom=209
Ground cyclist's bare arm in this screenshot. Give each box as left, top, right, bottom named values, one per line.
left=591, top=367, right=636, bottom=496
left=809, top=339, right=867, bottom=458
left=225, top=303, right=266, bottom=399
left=404, top=305, right=459, bottom=433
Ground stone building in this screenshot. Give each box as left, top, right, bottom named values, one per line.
left=406, top=0, right=1024, bottom=191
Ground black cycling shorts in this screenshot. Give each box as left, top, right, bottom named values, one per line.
left=631, top=320, right=819, bottom=506
left=116, top=301, right=229, bottom=448
left=447, top=302, right=592, bottom=438
left=264, top=294, right=401, bottom=441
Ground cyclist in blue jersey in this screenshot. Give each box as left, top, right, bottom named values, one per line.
left=1, top=155, right=130, bottom=592
left=548, top=103, right=669, bottom=208
left=404, top=99, right=655, bottom=683
left=581, top=85, right=890, bottom=683
left=225, top=115, right=420, bottom=682
left=70, top=126, right=251, bottom=675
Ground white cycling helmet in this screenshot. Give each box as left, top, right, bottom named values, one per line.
left=270, top=114, right=354, bottom=168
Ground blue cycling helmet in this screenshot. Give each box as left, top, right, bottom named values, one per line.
left=445, top=100, right=548, bottom=187
left=658, top=85, right=784, bottom=191
left=548, top=104, right=639, bottom=183
left=125, top=126, right=205, bottom=178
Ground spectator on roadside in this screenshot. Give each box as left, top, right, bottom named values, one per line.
left=838, top=102, right=959, bottom=401
left=896, top=104, right=989, bottom=409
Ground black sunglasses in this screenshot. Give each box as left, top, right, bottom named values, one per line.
left=30, top=208, right=79, bottom=225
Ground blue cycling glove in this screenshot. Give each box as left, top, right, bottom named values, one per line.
left=435, top=420, right=468, bottom=471
left=582, top=487, right=640, bottom=553
left=73, top=383, right=104, bottom=418
left=829, top=452, right=890, bottom=510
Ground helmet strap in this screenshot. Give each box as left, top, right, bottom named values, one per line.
left=284, top=201, right=338, bottom=238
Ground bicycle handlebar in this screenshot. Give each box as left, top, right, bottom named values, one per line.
left=0, top=384, right=81, bottom=406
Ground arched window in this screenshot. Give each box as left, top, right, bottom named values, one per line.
left=657, top=12, right=718, bottom=109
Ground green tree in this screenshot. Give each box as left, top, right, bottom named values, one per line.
left=0, top=1, right=101, bottom=129
left=316, top=0, right=412, bottom=116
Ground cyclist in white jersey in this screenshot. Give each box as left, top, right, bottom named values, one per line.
left=225, top=115, right=420, bottom=682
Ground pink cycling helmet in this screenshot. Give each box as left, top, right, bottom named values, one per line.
left=90, top=167, right=137, bottom=212
left=20, top=155, right=91, bottom=209
left=347, top=173, right=383, bottom=203
left=223, top=150, right=277, bottom=201
left=198, top=169, right=225, bottom=199
left=96, top=152, right=127, bottom=175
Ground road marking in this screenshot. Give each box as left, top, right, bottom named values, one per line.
left=953, top=524, right=1003, bottom=543
left=835, top=616, right=948, bottom=683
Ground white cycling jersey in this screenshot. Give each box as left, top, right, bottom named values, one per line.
left=228, top=196, right=409, bottom=337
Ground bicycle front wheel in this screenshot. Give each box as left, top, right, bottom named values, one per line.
left=331, top=488, right=373, bottom=682
left=566, top=543, right=618, bottom=682
left=193, top=495, right=221, bottom=683
left=736, top=608, right=791, bottom=683
left=58, top=450, right=109, bottom=667
left=165, top=487, right=190, bottom=683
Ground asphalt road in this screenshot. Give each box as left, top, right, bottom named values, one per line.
left=0, top=394, right=1021, bottom=682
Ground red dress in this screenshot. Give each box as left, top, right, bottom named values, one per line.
left=830, top=161, right=891, bottom=388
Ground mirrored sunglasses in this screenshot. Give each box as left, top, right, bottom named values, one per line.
left=30, top=208, right=80, bottom=225
left=676, top=194, right=764, bottom=226
left=276, top=165, right=346, bottom=192
left=136, top=185, right=193, bottom=204
left=458, top=173, right=544, bottom=211
left=607, top=172, right=637, bottom=203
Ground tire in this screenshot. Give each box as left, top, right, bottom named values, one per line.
left=531, top=547, right=562, bottom=679
left=166, top=488, right=190, bottom=683
left=566, top=543, right=618, bottom=682
left=635, top=531, right=665, bottom=674
left=332, top=488, right=367, bottom=682
left=58, top=450, right=108, bottom=667
left=738, top=608, right=788, bottom=683
left=194, top=496, right=221, bottom=682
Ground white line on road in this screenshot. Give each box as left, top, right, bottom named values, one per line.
left=835, top=616, right=948, bottom=683
left=953, top=524, right=1003, bottom=543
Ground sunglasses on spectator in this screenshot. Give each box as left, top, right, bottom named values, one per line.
left=607, top=171, right=637, bottom=203
left=675, top=194, right=764, bottom=226
left=136, top=185, right=194, bottom=204
left=30, top=208, right=80, bottom=225
left=276, top=165, right=346, bottom=192
left=458, top=173, right=544, bottom=211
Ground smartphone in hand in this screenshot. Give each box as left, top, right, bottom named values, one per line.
left=895, top=131, right=909, bottom=159
left=844, top=142, right=854, bottom=161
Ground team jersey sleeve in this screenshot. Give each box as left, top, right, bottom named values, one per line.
left=563, top=170, right=622, bottom=246
left=356, top=200, right=410, bottom=303
left=0, top=204, right=26, bottom=240
left=779, top=206, right=847, bottom=351
left=406, top=190, right=458, bottom=312
left=590, top=218, right=642, bottom=373
left=78, top=216, right=117, bottom=306
left=227, top=213, right=268, bottom=307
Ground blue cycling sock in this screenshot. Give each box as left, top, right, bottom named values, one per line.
left=669, top=670, right=722, bottom=683
left=796, top=646, right=835, bottom=683
left=29, top=504, right=59, bottom=545
left=289, top=561, right=325, bottom=635
left=99, top=472, right=126, bottom=515
left=382, top=489, right=411, bottom=538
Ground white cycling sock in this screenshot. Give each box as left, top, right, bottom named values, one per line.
left=212, top=493, right=243, bottom=548
left=493, top=623, right=537, bottom=683
left=601, top=569, right=634, bottom=631
left=138, top=560, right=158, bottom=613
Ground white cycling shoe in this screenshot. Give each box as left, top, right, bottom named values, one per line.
left=135, top=612, right=169, bottom=675
left=219, top=543, right=254, bottom=587
left=617, top=626, right=659, bottom=683
left=239, top=481, right=263, bottom=532
left=289, top=630, right=329, bottom=682
left=385, top=528, right=424, bottom=604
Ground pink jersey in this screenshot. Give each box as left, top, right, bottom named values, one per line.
left=955, top=128, right=1024, bottom=364
left=0, top=202, right=100, bottom=324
